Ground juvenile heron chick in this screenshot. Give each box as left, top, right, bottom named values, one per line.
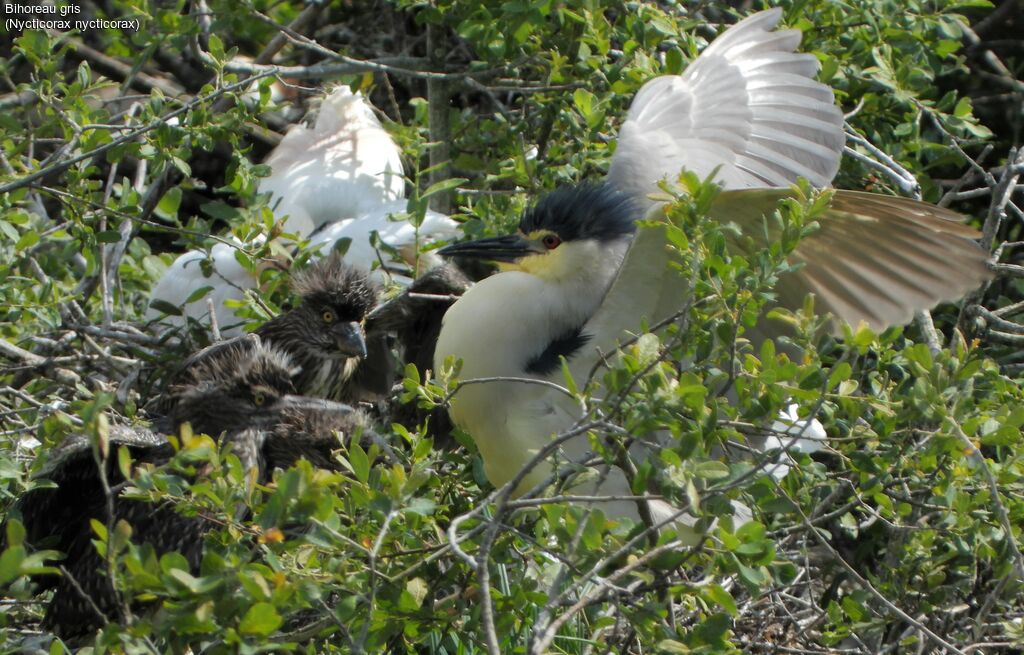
left=12, top=341, right=357, bottom=638
left=256, top=254, right=383, bottom=402
left=160, top=256, right=385, bottom=405
left=366, top=263, right=471, bottom=378
left=367, top=264, right=471, bottom=444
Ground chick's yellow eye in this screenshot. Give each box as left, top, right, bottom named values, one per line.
left=542, top=235, right=561, bottom=250
left=252, top=392, right=266, bottom=407
left=322, top=310, right=334, bottom=323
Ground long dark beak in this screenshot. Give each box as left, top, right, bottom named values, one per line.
left=276, top=396, right=356, bottom=416
left=437, top=234, right=540, bottom=262
left=333, top=321, right=368, bottom=359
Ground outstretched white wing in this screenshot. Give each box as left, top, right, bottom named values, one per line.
left=711, top=189, right=991, bottom=335
left=608, top=8, right=844, bottom=206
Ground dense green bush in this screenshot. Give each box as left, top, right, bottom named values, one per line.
left=1, top=0, right=1022, bottom=652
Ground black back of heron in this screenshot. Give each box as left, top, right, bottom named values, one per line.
left=367, top=264, right=471, bottom=445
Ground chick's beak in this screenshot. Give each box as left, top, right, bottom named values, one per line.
left=277, top=395, right=356, bottom=415
left=332, top=321, right=368, bottom=359
left=249, top=395, right=355, bottom=428
left=437, top=234, right=542, bottom=263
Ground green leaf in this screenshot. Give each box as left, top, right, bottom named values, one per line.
left=560, top=357, right=578, bottom=396
left=827, top=362, right=852, bottom=390
left=239, top=602, right=283, bottom=636
left=171, top=156, right=192, bottom=176
left=96, top=230, right=123, bottom=243
left=665, top=47, right=684, bottom=75
left=704, top=583, right=737, bottom=616
left=207, top=33, right=225, bottom=61
left=0, top=220, right=18, bottom=240
left=694, top=460, right=730, bottom=480
left=349, top=442, right=369, bottom=483
left=5, top=519, right=25, bottom=548
left=573, top=88, right=594, bottom=118
left=168, top=568, right=202, bottom=593
left=201, top=200, right=239, bottom=221
left=90, top=519, right=108, bottom=542
left=0, top=545, right=25, bottom=585
left=334, top=595, right=358, bottom=622
left=185, top=286, right=214, bottom=303
left=328, top=236, right=352, bottom=256
left=422, top=177, right=468, bottom=199
left=148, top=299, right=183, bottom=316
left=954, top=96, right=972, bottom=119
left=118, top=446, right=133, bottom=481
left=15, top=230, right=39, bottom=251
left=736, top=561, right=767, bottom=588
left=406, top=578, right=428, bottom=608
left=157, top=187, right=183, bottom=217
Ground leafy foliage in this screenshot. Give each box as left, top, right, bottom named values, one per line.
left=1, top=0, right=1023, bottom=653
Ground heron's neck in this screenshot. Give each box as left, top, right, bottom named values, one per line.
left=522, top=237, right=630, bottom=326
left=434, top=237, right=630, bottom=491
left=435, top=237, right=630, bottom=381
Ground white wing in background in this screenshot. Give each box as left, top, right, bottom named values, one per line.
left=258, top=86, right=406, bottom=237
left=146, top=241, right=259, bottom=337
left=608, top=8, right=844, bottom=206
left=309, top=199, right=462, bottom=284
left=149, top=87, right=458, bottom=335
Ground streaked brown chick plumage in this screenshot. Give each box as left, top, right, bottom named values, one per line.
left=257, top=254, right=386, bottom=402
left=11, top=341, right=358, bottom=639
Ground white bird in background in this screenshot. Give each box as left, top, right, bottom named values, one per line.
left=147, top=240, right=265, bottom=336
left=258, top=85, right=405, bottom=236
left=147, top=86, right=460, bottom=336
left=435, top=9, right=991, bottom=537
left=308, top=198, right=458, bottom=284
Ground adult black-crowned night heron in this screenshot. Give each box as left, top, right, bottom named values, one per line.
left=433, top=9, right=991, bottom=533
left=146, top=86, right=458, bottom=336
left=12, top=341, right=359, bottom=637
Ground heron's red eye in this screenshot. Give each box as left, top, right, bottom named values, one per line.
left=541, top=235, right=561, bottom=250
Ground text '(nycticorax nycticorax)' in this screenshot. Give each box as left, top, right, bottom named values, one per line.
left=433, top=9, right=991, bottom=534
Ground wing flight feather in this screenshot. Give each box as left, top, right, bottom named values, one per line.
left=608, top=8, right=844, bottom=206
left=575, top=189, right=990, bottom=375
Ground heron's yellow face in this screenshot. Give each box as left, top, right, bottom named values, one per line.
left=437, top=226, right=609, bottom=284
left=501, top=230, right=612, bottom=285
left=497, top=229, right=562, bottom=274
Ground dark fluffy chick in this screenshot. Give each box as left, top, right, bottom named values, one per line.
left=367, top=263, right=471, bottom=446
left=11, top=343, right=358, bottom=639
left=256, top=254, right=388, bottom=403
